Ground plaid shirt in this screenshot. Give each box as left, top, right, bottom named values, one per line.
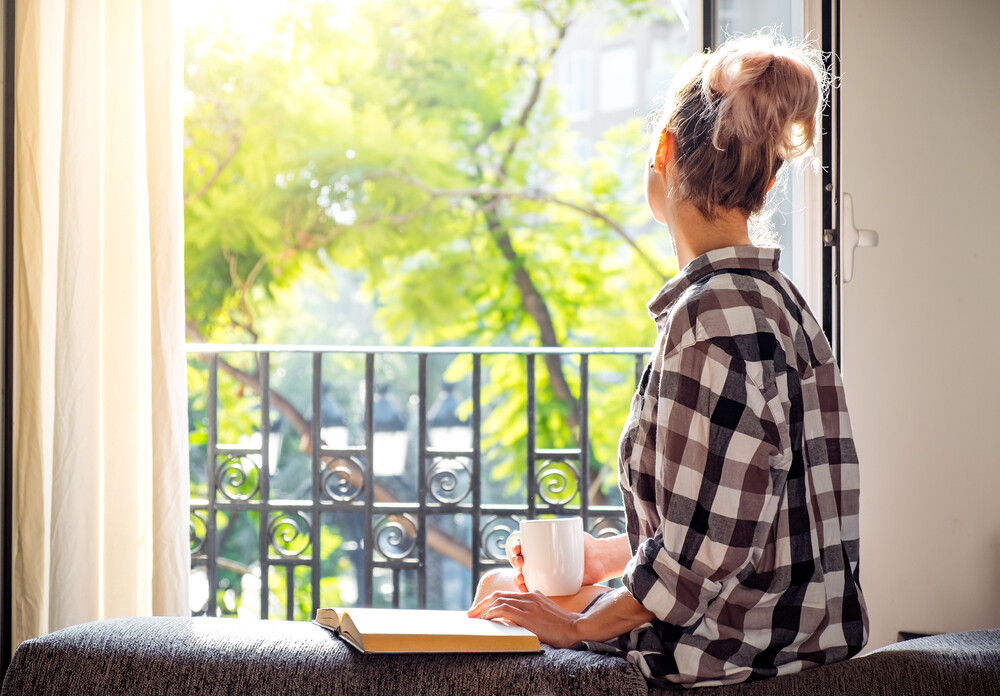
left=613, top=245, right=868, bottom=688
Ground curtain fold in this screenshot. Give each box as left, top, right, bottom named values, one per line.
left=13, top=0, right=189, bottom=644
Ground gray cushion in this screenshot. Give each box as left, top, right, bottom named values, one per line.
left=0, top=616, right=648, bottom=696
left=649, top=630, right=1000, bottom=695
left=4, top=618, right=998, bottom=695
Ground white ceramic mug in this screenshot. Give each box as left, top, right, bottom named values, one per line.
left=504, top=517, right=584, bottom=596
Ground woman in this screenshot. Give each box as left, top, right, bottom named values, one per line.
left=468, top=32, right=869, bottom=688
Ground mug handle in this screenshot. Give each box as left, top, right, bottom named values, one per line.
left=503, top=531, right=521, bottom=564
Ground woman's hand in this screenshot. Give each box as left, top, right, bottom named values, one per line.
left=470, top=586, right=655, bottom=647
left=582, top=532, right=610, bottom=586
left=506, top=531, right=630, bottom=592
left=506, top=537, right=529, bottom=593
left=468, top=590, right=582, bottom=649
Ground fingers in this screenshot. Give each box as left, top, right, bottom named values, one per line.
left=474, top=593, right=535, bottom=626
left=469, top=595, right=503, bottom=620
left=467, top=590, right=537, bottom=621
left=480, top=602, right=525, bottom=626
left=468, top=590, right=518, bottom=618
left=508, top=541, right=526, bottom=592
left=467, top=597, right=487, bottom=618
left=468, top=592, right=495, bottom=618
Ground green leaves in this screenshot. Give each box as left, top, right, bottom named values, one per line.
left=185, top=0, right=681, bottom=503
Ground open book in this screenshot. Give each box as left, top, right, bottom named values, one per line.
left=313, top=607, right=541, bottom=654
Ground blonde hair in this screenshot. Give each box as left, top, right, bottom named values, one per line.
left=651, top=30, right=828, bottom=223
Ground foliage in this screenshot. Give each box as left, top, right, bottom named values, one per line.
left=184, top=0, right=685, bottom=612
left=184, top=0, right=676, bottom=342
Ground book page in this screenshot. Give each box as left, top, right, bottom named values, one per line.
left=315, top=607, right=540, bottom=652
left=313, top=608, right=343, bottom=630
left=344, top=609, right=532, bottom=638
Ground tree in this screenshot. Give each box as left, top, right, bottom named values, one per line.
left=185, top=2, right=683, bottom=615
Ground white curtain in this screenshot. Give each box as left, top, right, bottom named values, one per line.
left=13, top=0, right=189, bottom=645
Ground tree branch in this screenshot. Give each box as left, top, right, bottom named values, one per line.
left=496, top=14, right=570, bottom=180
left=185, top=133, right=242, bottom=206
left=364, top=170, right=670, bottom=280
left=221, top=249, right=263, bottom=342
left=481, top=206, right=580, bottom=429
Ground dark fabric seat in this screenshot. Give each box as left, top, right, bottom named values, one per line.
left=653, top=630, right=1000, bottom=695
left=0, top=616, right=647, bottom=696
left=2, top=617, right=998, bottom=695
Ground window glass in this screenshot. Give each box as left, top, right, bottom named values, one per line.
left=715, top=0, right=814, bottom=298
left=716, top=0, right=801, bottom=41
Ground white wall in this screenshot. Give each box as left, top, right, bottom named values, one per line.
left=840, top=0, right=1000, bottom=651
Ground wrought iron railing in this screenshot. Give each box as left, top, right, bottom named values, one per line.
left=187, top=345, right=647, bottom=620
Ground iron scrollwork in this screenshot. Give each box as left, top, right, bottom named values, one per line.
left=426, top=456, right=472, bottom=505
left=479, top=515, right=520, bottom=563
left=320, top=456, right=365, bottom=502
left=373, top=514, right=418, bottom=562
left=216, top=454, right=260, bottom=501
left=588, top=515, right=626, bottom=539
left=268, top=511, right=312, bottom=559
left=535, top=459, right=580, bottom=506
left=190, top=509, right=208, bottom=555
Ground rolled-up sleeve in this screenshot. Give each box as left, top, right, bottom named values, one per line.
left=621, top=339, right=785, bottom=627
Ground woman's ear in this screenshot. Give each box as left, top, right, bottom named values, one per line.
left=652, top=128, right=674, bottom=174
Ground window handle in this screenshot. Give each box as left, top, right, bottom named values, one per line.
left=842, top=192, right=879, bottom=283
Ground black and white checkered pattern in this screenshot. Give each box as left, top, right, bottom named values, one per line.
left=607, top=246, right=868, bottom=688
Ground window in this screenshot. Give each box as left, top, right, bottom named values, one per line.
left=560, top=49, right=594, bottom=120
left=180, top=0, right=834, bottom=618
left=598, top=44, right=638, bottom=112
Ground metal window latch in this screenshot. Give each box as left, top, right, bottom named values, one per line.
left=841, top=192, right=879, bottom=283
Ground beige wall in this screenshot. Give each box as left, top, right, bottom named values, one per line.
left=840, top=0, right=1000, bottom=651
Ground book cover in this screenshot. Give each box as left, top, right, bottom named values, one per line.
left=313, top=607, right=541, bottom=654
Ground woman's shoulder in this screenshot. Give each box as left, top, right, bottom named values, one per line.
left=665, top=268, right=776, bottom=340
left=661, top=268, right=830, bottom=370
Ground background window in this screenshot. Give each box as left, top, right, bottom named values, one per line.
left=560, top=49, right=594, bottom=120
left=598, top=44, right=638, bottom=112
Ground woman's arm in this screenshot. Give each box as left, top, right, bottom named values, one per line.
left=467, top=585, right=654, bottom=648
left=584, top=533, right=632, bottom=584
left=572, top=586, right=655, bottom=641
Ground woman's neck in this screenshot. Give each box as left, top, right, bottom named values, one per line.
left=666, top=201, right=753, bottom=269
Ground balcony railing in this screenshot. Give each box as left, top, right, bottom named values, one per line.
left=187, top=345, right=647, bottom=620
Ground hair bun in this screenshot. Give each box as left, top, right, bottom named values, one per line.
left=702, top=33, right=826, bottom=161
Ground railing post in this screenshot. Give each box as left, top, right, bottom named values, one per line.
left=470, top=353, right=482, bottom=604
left=579, top=353, right=589, bottom=528
left=310, top=352, right=323, bottom=616
left=363, top=353, right=375, bottom=607
left=207, top=354, right=219, bottom=617
left=416, top=353, right=428, bottom=609
left=526, top=354, right=536, bottom=520
left=258, top=352, right=271, bottom=620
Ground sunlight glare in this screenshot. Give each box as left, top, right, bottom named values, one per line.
left=179, top=0, right=291, bottom=45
